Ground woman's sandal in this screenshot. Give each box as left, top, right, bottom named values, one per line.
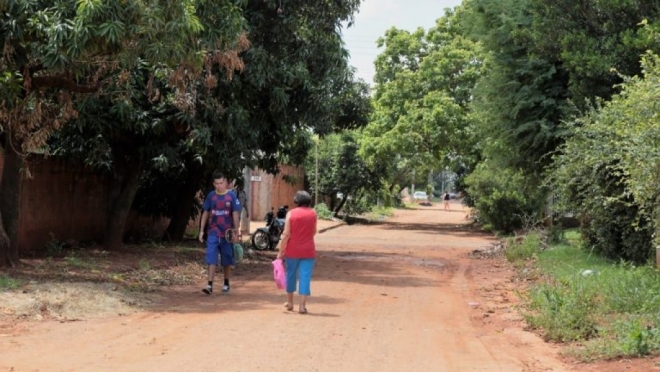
left=298, top=306, right=308, bottom=314
left=284, top=302, right=294, bottom=311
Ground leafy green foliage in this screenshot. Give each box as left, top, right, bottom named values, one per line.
left=529, top=0, right=660, bottom=106
left=0, top=0, right=246, bottom=149
left=551, top=51, right=660, bottom=263
left=0, top=274, right=22, bottom=290
left=307, top=132, right=383, bottom=216
left=314, top=203, right=333, bottom=220
left=361, top=8, right=484, bottom=195
left=526, top=236, right=660, bottom=360
left=464, top=162, right=546, bottom=233
left=505, top=232, right=541, bottom=264
left=462, top=0, right=569, bottom=175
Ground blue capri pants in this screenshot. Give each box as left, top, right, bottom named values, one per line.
left=285, top=258, right=316, bottom=296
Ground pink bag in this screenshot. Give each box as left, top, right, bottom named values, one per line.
left=272, top=259, right=287, bottom=290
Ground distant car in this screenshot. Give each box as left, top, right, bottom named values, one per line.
left=412, top=191, right=428, bottom=202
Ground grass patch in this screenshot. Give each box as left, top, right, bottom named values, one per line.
left=505, top=232, right=542, bottom=264
left=520, top=228, right=660, bottom=360
left=363, top=206, right=395, bottom=221
left=65, top=256, right=97, bottom=270
left=139, top=259, right=151, bottom=271
left=0, top=274, right=22, bottom=290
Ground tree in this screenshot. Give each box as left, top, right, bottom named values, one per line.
left=0, top=0, right=247, bottom=262
left=48, top=0, right=364, bottom=246
left=154, top=0, right=365, bottom=240
left=361, top=7, right=483, bottom=195
left=529, top=0, right=660, bottom=106
left=552, top=51, right=660, bottom=263
left=462, top=0, right=660, bottom=237
left=462, top=0, right=569, bottom=176
left=306, top=132, right=382, bottom=216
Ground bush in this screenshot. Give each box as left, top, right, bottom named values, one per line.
left=579, top=190, right=653, bottom=264
left=342, top=194, right=372, bottom=216
left=314, top=203, right=333, bottom=220
left=464, top=163, right=546, bottom=233
left=557, top=160, right=654, bottom=264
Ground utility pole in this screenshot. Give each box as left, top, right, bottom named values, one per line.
left=441, top=169, right=445, bottom=193
left=241, top=166, right=251, bottom=234
left=411, top=169, right=416, bottom=200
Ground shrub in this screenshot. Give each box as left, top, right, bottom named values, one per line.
left=524, top=279, right=599, bottom=342
left=505, top=232, right=541, bottom=263
left=314, top=203, right=333, bottom=220
left=0, top=275, right=22, bottom=290
left=464, top=163, right=546, bottom=233
left=557, top=160, right=654, bottom=264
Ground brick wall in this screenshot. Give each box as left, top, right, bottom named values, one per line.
left=248, top=165, right=305, bottom=221
left=0, top=151, right=304, bottom=252
left=0, top=152, right=167, bottom=253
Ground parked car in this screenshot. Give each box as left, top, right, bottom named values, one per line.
left=412, top=191, right=428, bottom=202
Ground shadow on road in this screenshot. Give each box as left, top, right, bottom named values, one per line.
left=361, top=220, right=491, bottom=239
left=147, top=247, right=445, bottom=315
left=313, top=250, right=447, bottom=289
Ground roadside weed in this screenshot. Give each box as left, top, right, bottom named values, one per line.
left=0, top=274, right=22, bottom=290
left=314, top=203, right=334, bottom=220
left=524, top=278, right=599, bottom=342
left=505, top=232, right=541, bottom=263
left=521, top=229, right=660, bottom=360
left=65, top=254, right=97, bottom=270
left=139, top=259, right=151, bottom=271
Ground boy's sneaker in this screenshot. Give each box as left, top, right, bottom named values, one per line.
left=222, top=284, right=230, bottom=294
left=202, top=285, right=213, bottom=295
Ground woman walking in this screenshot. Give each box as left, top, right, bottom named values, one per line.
left=276, top=191, right=317, bottom=314
left=443, top=192, right=451, bottom=211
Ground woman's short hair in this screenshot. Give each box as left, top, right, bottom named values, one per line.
left=293, top=191, right=312, bottom=207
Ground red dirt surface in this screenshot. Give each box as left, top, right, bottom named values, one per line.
left=2, top=201, right=660, bottom=371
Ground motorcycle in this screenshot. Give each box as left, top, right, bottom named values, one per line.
left=251, top=206, right=288, bottom=250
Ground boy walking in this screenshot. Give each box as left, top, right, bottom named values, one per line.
left=199, top=172, right=242, bottom=295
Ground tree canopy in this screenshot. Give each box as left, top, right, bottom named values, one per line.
left=360, top=8, right=483, bottom=193
left=0, top=0, right=364, bottom=262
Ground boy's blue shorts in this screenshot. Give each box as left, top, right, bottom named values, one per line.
left=205, top=234, right=234, bottom=267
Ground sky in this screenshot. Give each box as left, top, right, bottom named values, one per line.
left=342, top=0, right=464, bottom=86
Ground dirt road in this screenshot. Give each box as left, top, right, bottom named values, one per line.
left=2, top=202, right=578, bottom=371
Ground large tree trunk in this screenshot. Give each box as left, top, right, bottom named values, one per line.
left=0, top=135, right=23, bottom=266
left=0, top=212, right=14, bottom=267
left=104, top=148, right=144, bottom=251
left=333, top=190, right=352, bottom=218
left=163, top=160, right=202, bottom=241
